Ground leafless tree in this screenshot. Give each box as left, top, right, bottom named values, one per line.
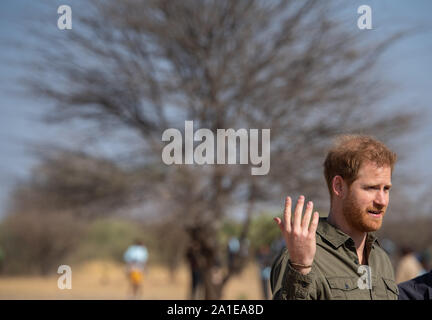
left=8, top=149, right=138, bottom=219
left=22, top=0, right=417, bottom=298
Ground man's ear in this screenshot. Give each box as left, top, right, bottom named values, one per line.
left=332, top=175, right=346, bottom=198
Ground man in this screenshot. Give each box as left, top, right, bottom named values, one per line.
left=186, top=241, right=204, bottom=299
left=271, top=135, right=399, bottom=299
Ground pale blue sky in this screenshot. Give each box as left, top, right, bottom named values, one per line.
left=1, top=1, right=432, bottom=216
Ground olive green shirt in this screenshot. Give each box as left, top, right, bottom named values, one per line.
left=271, top=217, right=398, bottom=300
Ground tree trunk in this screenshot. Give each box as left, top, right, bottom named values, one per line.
left=202, top=267, right=224, bottom=300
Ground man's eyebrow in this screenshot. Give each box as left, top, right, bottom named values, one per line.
left=362, top=183, right=392, bottom=188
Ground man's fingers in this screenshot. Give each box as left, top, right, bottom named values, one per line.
left=273, top=217, right=284, bottom=232
left=301, top=201, right=313, bottom=230
left=278, top=196, right=316, bottom=235
left=283, top=196, right=292, bottom=233
left=293, top=195, right=305, bottom=231
left=308, top=211, right=320, bottom=234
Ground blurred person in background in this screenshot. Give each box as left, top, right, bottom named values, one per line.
left=227, top=237, right=240, bottom=271
left=124, top=239, right=148, bottom=299
left=256, top=244, right=273, bottom=299
left=398, top=249, right=432, bottom=299
left=395, top=246, right=423, bottom=284
left=226, top=237, right=250, bottom=274
left=186, top=241, right=203, bottom=299
left=419, top=249, right=432, bottom=274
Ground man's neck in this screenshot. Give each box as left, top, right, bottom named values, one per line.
left=327, top=211, right=368, bottom=264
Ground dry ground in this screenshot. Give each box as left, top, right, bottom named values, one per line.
left=0, top=261, right=266, bottom=300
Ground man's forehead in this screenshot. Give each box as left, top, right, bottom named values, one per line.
left=356, top=162, right=392, bottom=181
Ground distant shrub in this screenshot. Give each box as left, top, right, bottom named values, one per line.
left=69, top=218, right=148, bottom=263
left=0, top=211, right=84, bottom=275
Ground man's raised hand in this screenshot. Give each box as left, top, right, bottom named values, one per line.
left=274, top=195, right=319, bottom=274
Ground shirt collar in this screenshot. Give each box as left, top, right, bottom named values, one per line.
left=317, top=217, right=378, bottom=249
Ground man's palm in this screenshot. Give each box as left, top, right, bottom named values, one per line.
left=274, top=195, right=319, bottom=267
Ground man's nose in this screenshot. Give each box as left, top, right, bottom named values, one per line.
left=374, top=191, right=388, bottom=207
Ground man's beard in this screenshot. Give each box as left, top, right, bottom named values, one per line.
left=342, top=194, right=385, bottom=233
